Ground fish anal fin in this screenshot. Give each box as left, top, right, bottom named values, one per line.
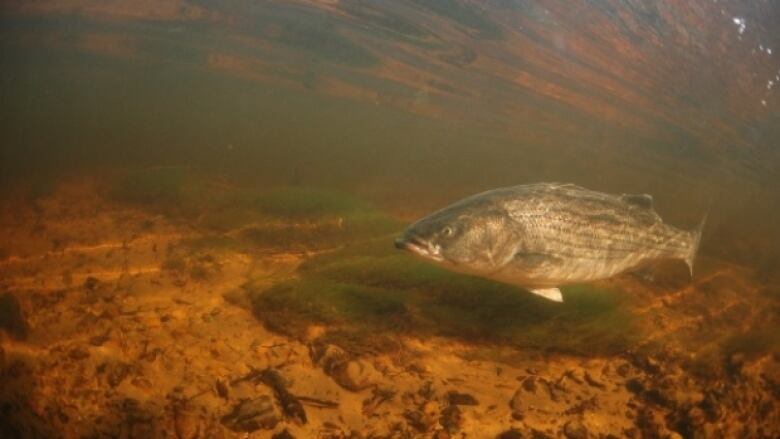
left=621, top=194, right=654, bottom=209
left=528, top=287, right=563, bottom=302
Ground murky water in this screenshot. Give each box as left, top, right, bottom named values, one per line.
left=1, top=1, right=779, bottom=437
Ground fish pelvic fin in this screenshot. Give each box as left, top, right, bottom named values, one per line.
left=685, top=211, right=708, bottom=277
left=528, top=287, right=563, bottom=302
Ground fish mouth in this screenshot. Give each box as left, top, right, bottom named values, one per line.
left=394, top=236, right=443, bottom=261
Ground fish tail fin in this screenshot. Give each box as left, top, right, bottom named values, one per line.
left=685, top=211, right=708, bottom=277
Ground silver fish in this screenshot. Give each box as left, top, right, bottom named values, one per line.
left=394, top=183, right=706, bottom=302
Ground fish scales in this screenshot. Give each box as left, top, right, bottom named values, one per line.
left=395, top=183, right=706, bottom=303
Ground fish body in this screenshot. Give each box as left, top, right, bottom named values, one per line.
left=394, top=183, right=706, bottom=302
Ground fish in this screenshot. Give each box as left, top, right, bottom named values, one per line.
left=394, top=183, right=706, bottom=302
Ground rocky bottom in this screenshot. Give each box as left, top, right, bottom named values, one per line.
left=1, top=182, right=779, bottom=438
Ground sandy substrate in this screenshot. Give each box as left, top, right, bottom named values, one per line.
left=1, top=181, right=779, bottom=438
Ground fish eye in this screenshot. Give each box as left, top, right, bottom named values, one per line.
left=442, top=226, right=454, bottom=237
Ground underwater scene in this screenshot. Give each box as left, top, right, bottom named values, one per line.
left=1, top=1, right=779, bottom=438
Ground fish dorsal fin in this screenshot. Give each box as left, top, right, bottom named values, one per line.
left=621, top=193, right=653, bottom=209
left=528, top=287, right=563, bottom=302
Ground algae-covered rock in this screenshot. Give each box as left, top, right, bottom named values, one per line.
left=250, top=237, right=637, bottom=357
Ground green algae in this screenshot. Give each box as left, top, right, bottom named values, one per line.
left=249, top=239, right=639, bottom=356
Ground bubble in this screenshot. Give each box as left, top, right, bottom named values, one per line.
left=732, top=17, right=746, bottom=35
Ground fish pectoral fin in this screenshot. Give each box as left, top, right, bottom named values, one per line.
left=620, top=193, right=654, bottom=209
left=528, top=287, right=563, bottom=302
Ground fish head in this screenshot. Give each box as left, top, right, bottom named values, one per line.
left=395, top=204, right=518, bottom=274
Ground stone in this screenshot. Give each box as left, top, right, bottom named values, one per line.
left=509, top=390, right=524, bottom=420
left=422, top=400, right=439, bottom=417
left=257, top=368, right=307, bottom=425
left=496, top=429, right=523, bottom=439
left=530, top=429, right=552, bottom=439
left=173, top=406, right=201, bottom=439
left=440, top=404, right=462, bottom=434
left=84, top=276, right=99, bottom=291
left=404, top=409, right=433, bottom=433
left=272, top=429, right=296, bottom=439
left=447, top=391, right=479, bottom=406
left=311, top=343, right=349, bottom=374
left=521, top=376, right=538, bottom=393
left=0, top=292, right=28, bottom=340
left=562, top=419, right=588, bottom=439
left=107, top=362, right=132, bottom=388
left=221, top=396, right=280, bottom=432
left=331, top=359, right=379, bottom=392
left=583, top=371, right=606, bottom=389
left=89, top=333, right=111, bottom=346
left=215, top=379, right=229, bottom=399
left=69, top=347, right=90, bottom=360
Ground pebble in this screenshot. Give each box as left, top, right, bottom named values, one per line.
left=562, top=419, right=588, bottom=439
left=89, top=333, right=111, bottom=346
left=583, top=371, right=606, bottom=389
left=521, top=376, right=538, bottom=393
left=332, top=359, right=380, bottom=392
left=312, top=344, right=379, bottom=391
left=311, top=343, right=349, bottom=373
left=447, top=391, right=479, bottom=406
left=107, top=362, right=131, bottom=388
left=83, top=276, right=99, bottom=291
left=221, top=396, right=280, bottom=432
left=215, top=379, right=229, bottom=399
left=272, top=429, right=296, bottom=439
left=496, top=429, right=523, bottom=439
left=173, top=405, right=201, bottom=439
left=404, top=409, right=434, bottom=433
left=0, top=292, right=29, bottom=339
left=440, top=404, right=461, bottom=433
left=69, top=347, right=90, bottom=360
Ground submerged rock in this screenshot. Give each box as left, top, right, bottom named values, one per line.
left=215, top=378, right=229, bottom=399
left=440, top=404, right=462, bottom=433
left=272, top=429, right=296, bottom=439
left=404, top=409, right=436, bottom=433
left=172, top=404, right=202, bottom=439
left=311, top=343, right=379, bottom=391
left=447, top=391, right=479, bottom=406
left=221, top=396, right=280, bottom=432
left=311, top=343, right=349, bottom=373
left=254, top=368, right=307, bottom=425
left=496, top=429, right=524, bottom=439
left=332, top=359, right=379, bottom=392
left=0, top=292, right=28, bottom=340
left=562, top=419, right=588, bottom=439
left=106, top=362, right=132, bottom=388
